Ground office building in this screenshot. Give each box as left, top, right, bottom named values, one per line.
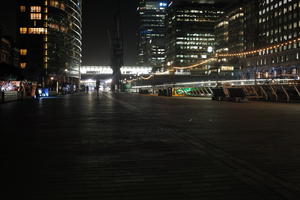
left=137, top=0, right=171, bottom=70
left=215, top=5, right=244, bottom=77
left=165, top=2, right=223, bottom=75
left=17, top=0, right=82, bottom=83
left=242, top=0, right=300, bottom=79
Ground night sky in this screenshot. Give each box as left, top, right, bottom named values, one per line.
left=0, top=0, right=237, bottom=66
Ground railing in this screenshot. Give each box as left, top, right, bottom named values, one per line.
left=132, top=79, right=300, bottom=103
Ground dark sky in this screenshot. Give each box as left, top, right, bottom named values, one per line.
left=0, top=0, right=237, bottom=66
left=0, top=1, right=16, bottom=38
left=82, top=0, right=139, bottom=66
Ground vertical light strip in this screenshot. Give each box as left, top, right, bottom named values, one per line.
left=44, top=0, right=48, bottom=70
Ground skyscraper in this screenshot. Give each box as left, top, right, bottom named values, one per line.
left=215, top=5, right=245, bottom=78
left=165, top=2, right=223, bottom=75
left=137, top=0, right=171, bottom=71
left=17, top=0, right=82, bottom=84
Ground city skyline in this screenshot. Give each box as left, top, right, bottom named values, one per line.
left=0, top=0, right=238, bottom=66
left=2, top=1, right=300, bottom=199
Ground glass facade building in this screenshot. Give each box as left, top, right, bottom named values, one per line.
left=165, top=2, right=223, bottom=74
left=17, top=0, right=82, bottom=83
left=137, top=0, right=170, bottom=70
left=215, top=6, right=244, bottom=77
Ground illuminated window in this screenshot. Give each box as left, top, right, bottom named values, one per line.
left=20, top=6, right=26, bottom=12
left=20, top=63, right=27, bottom=69
left=50, top=0, right=60, bottom=8
left=20, top=27, right=27, bottom=34
left=31, top=13, right=42, bottom=20
left=221, top=66, right=234, bottom=71
left=60, top=3, right=65, bottom=10
left=28, top=28, right=46, bottom=34
left=20, top=49, right=27, bottom=56
left=31, top=6, right=41, bottom=13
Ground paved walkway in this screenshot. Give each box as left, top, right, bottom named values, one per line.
left=2, top=92, right=300, bottom=199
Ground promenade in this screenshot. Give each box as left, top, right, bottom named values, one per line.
left=2, top=92, right=300, bottom=199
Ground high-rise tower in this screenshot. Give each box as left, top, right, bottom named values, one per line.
left=17, top=0, right=82, bottom=84
left=137, top=0, right=171, bottom=71
left=165, top=2, right=223, bottom=75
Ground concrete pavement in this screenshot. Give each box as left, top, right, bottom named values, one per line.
left=2, top=92, right=300, bottom=199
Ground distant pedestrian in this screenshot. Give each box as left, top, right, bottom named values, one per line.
left=19, top=82, right=25, bottom=100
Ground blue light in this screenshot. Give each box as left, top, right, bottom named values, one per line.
left=159, top=2, right=168, bottom=7
left=140, top=30, right=153, bottom=35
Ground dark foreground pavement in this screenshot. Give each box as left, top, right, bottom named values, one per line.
left=2, top=92, right=300, bottom=199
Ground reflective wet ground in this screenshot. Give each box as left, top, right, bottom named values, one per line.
left=2, top=93, right=300, bottom=199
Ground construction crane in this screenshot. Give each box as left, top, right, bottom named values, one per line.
left=108, top=0, right=123, bottom=92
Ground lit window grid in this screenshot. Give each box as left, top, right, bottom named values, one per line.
left=28, top=28, right=47, bottom=34
left=31, top=13, right=42, bottom=20
left=17, top=0, right=82, bottom=79
left=258, top=0, right=300, bottom=47
left=30, top=6, right=41, bottom=13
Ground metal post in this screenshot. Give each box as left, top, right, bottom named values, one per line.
left=254, top=67, right=257, bottom=86
left=281, top=85, right=290, bottom=102
left=270, top=86, right=278, bottom=101
left=294, top=85, right=300, bottom=96
left=260, top=86, right=268, bottom=101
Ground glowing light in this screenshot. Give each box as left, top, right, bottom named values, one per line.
left=159, top=2, right=168, bottom=7
left=173, top=58, right=217, bottom=70
left=218, top=37, right=300, bottom=57
left=127, top=37, right=300, bottom=83
left=141, top=75, right=154, bottom=80
left=207, top=46, right=213, bottom=53
left=105, top=79, right=112, bottom=84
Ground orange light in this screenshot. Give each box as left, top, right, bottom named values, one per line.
left=20, top=63, right=27, bottom=69
left=20, top=49, right=27, bottom=56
